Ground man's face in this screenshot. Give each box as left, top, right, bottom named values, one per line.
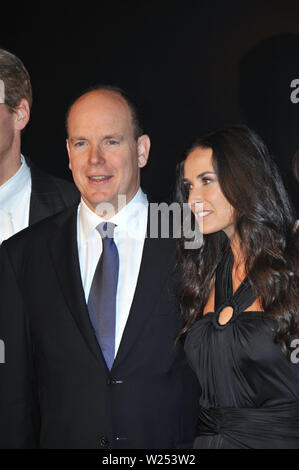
left=0, top=78, right=30, bottom=166
left=67, top=90, right=150, bottom=215
left=0, top=103, right=16, bottom=162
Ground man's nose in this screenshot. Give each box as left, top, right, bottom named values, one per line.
left=89, top=146, right=106, bottom=165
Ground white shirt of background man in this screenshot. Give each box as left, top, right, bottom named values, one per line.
left=0, top=154, right=31, bottom=244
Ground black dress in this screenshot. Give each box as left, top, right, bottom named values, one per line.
left=185, top=248, right=299, bottom=449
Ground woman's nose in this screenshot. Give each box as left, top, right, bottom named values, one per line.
left=188, top=187, right=204, bottom=205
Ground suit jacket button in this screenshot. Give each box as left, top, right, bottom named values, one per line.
left=100, top=436, right=109, bottom=447
left=107, top=378, right=123, bottom=385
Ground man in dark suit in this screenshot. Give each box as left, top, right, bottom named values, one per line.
left=0, top=48, right=79, bottom=243
left=0, top=86, right=199, bottom=449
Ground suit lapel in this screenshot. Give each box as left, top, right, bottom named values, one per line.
left=48, top=210, right=106, bottom=366
left=112, top=227, right=176, bottom=371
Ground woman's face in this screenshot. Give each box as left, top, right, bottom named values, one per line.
left=184, top=146, right=235, bottom=238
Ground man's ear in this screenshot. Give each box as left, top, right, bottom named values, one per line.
left=14, top=98, right=30, bottom=131
left=66, top=139, right=72, bottom=170
left=137, top=134, right=151, bottom=168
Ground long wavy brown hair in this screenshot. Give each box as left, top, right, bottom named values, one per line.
left=175, top=125, right=299, bottom=359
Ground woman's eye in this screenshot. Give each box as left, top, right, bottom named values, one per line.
left=202, top=177, right=212, bottom=185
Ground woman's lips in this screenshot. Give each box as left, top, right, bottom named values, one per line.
left=195, top=210, right=212, bottom=218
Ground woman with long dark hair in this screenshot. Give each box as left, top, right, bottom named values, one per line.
left=176, top=125, right=299, bottom=449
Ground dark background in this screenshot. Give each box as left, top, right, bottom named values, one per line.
left=1, top=0, right=299, bottom=209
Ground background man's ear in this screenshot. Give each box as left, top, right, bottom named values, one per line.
left=137, top=134, right=151, bottom=168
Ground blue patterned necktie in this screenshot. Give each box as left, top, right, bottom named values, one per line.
left=87, top=222, right=119, bottom=370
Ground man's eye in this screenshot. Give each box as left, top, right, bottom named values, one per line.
left=74, top=141, right=86, bottom=147
left=107, top=139, right=118, bottom=145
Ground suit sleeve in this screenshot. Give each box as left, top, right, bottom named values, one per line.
left=0, top=244, right=37, bottom=448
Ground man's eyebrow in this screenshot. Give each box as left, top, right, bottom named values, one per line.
left=103, top=134, right=124, bottom=140
left=69, top=136, right=87, bottom=142
left=69, top=134, right=124, bottom=142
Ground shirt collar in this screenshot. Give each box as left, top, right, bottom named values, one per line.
left=0, top=155, right=31, bottom=210
left=79, top=188, right=148, bottom=243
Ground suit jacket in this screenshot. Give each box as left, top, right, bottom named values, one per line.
left=26, top=157, right=80, bottom=225
left=0, top=205, right=200, bottom=449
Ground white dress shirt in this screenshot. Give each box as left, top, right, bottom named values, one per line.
left=77, top=188, right=148, bottom=356
left=0, top=155, right=31, bottom=244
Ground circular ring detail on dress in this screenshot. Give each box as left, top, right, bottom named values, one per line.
left=214, top=299, right=239, bottom=327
